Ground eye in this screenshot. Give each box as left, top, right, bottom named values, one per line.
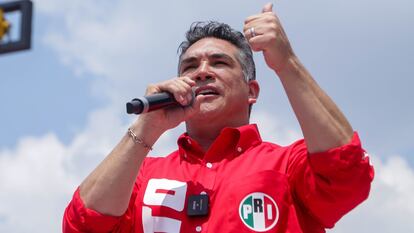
left=213, top=60, right=228, bottom=66
left=182, top=65, right=196, bottom=73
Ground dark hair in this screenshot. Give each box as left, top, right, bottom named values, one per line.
left=177, top=21, right=256, bottom=82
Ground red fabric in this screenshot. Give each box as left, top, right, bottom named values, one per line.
left=63, top=124, right=374, bottom=233
left=62, top=188, right=121, bottom=233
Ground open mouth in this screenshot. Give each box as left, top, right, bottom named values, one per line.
left=195, top=86, right=220, bottom=97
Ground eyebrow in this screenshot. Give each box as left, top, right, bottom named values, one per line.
left=180, top=53, right=236, bottom=67
left=180, top=56, right=198, bottom=67
left=210, top=53, right=235, bottom=64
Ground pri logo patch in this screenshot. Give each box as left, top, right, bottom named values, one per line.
left=239, top=192, right=279, bottom=232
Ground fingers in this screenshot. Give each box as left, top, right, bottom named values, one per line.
left=248, top=33, right=275, bottom=52
left=244, top=12, right=272, bottom=25
left=243, top=5, right=278, bottom=36
left=145, top=76, right=196, bottom=106
left=245, top=24, right=279, bottom=52
left=243, top=2, right=280, bottom=49
left=244, top=3, right=274, bottom=24
left=243, top=16, right=278, bottom=41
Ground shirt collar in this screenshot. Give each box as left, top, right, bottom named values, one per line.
left=177, top=124, right=262, bottom=163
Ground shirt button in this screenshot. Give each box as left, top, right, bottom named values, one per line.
left=196, top=226, right=202, bottom=232
left=206, top=162, right=213, bottom=169
left=200, top=191, right=207, bottom=195
left=237, top=147, right=243, bottom=152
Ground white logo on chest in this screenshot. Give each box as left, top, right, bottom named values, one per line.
left=142, top=178, right=187, bottom=233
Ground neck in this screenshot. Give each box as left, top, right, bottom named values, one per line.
left=185, top=117, right=249, bottom=152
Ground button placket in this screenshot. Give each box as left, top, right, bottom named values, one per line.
left=199, top=160, right=217, bottom=193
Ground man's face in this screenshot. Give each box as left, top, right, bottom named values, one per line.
left=179, top=37, right=255, bottom=122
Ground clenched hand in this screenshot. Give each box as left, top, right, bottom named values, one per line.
left=243, top=3, right=295, bottom=73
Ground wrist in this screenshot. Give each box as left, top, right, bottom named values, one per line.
left=127, top=128, right=154, bottom=151
left=275, top=55, right=301, bottom=77
left=129, top=118, right=165, bottom=148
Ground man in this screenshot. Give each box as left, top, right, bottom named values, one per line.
left=63, top=3, right=374, bottom=233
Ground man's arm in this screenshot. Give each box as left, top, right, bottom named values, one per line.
left=77, top=76, right=200, bottom=217
left=244, top=3, right=353, bottom=153
left=277, top=56, right=353, bottom=153
left=78, top=120, right=162, bottom=216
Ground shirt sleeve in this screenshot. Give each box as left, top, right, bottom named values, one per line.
left=62, top=159, right=147, bottom=233
left=286, top=132, right=374, bottom=229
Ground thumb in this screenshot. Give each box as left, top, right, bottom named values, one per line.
left=262, top=2, right=273, bottom=13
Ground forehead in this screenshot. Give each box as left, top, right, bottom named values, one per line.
left=181, top=37, right=239, bottom=60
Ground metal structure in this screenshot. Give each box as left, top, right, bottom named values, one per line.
left=0, top=0, right=32, bottom=54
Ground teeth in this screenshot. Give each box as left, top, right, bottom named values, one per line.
left=198, top=89, right=216, bottom=95
left=200, top=90, right=212, bottom=94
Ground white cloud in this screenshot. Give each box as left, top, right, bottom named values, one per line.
left=251, top=110, right=302, bottom=146
left=0, top=134, right=75, bottom=233
left=328, top=155, right=414, bottom=233
left=42, top=3, right=150, bottom=78
left=0, top=105, right=130, bottom=232
left=38, top=0, right=200, bottom=106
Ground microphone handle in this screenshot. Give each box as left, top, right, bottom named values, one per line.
left=126, top=92, right=178, bottom=114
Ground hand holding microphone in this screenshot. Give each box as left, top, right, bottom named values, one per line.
left=127, top=76, right=196, bottom=114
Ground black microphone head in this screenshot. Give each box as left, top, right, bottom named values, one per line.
left=126, top=99, right=144, bottom=114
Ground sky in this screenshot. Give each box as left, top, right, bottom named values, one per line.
left=0, top=0, right=413, bottom=232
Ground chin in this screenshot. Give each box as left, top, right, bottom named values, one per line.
left=193, top=104, right=221, bottom=119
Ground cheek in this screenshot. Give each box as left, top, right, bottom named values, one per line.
left=225, top=85, right=250, bottom=104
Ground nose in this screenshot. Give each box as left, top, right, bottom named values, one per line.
left=194, top=61, right=214, bottom=82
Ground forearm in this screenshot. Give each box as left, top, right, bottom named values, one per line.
left=243, top=4, right=353, bottom=152
left=77, top=75, right=198, bottom=216
left=277, top=56, right=353, bottom=153
left=79, top=119, right=164, bottom=216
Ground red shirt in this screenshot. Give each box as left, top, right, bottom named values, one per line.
left=63, top=124, right=374, bottom=233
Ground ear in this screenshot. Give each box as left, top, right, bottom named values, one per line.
left=247, top=80, right=260, bottom=104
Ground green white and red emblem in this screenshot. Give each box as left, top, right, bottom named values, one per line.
left=239, top=192, right=279, bottom=232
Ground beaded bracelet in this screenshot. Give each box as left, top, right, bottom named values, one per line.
left=127, top=128, right=153, bottom=151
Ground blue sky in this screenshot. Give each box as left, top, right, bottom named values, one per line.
left=0, top=0, right=413, bottom=232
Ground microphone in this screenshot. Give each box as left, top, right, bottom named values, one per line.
left=126, top=92, right=194, bottom=115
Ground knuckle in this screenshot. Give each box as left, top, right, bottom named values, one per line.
left=268, top=34, right=277, bottom=42
left=244, top=17, right=252, bottom=24
left=146, top=84, right=158, bottom=94
left=265, top=16, right=274, bottom=23
left=270, top=24, right=278, bottom=31
left=265, top=12, right=275, bottom=17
